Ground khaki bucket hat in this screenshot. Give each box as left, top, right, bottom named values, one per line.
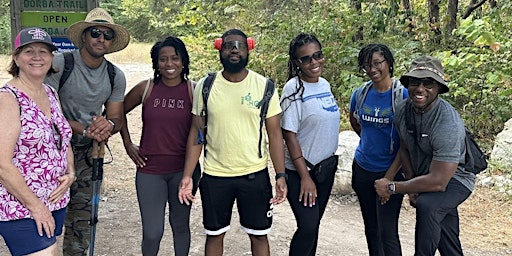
left=400, top=56, right=449, bottom=94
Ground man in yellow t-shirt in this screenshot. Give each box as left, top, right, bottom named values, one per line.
left=178, top=29, right=288, bottom=256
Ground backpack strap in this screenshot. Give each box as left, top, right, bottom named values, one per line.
left=196, top=72, right=217, bottom=148
left=389, top=78, right=405, bottom=153
left=353, top=81, right=372, bottom=125
left=58, top=52, right=74, bottom=93
left=391, top=78, right=405, bottom=113
left=101, top=60, right=116, bottom=116
left=187, top=79, right=195, bottom=102
left=141, top=78, right=152, bottom=106
left=105, top=60, right=116, bottom=92
left=255, top=78, right=275, bottom=158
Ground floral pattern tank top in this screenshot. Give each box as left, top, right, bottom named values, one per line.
left=0, top=83, right=72, bottom=221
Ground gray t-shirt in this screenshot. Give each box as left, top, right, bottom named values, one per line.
left=280, top=77, right=340, bottom=170
left=395, top=98, right=476, bottom=191
left=45, top=50, right=126, bottom=146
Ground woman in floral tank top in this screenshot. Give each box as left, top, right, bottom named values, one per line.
left=0, top=27, right=74, bottom=256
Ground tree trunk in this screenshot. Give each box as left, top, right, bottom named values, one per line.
left=350, top=0, right=364, bottom=44
left=428, top=0, right=442, bottom=43
left=402, top=0, right=415, bottom=32
left=446, top=0, right=458, bottom=41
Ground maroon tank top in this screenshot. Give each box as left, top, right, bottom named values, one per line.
left=138, top=79, right=192, bottom=174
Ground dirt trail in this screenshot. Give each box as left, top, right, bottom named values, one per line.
left=0, top=64, right=506, bottom=255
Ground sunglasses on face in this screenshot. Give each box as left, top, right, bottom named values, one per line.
left=408, top=78, right=438, bottom=89
left=361, top=59, right=386, bottom=73
left=88, top=27, right=115, bottom=41
left=222, top=41, right=248, bottom=51
left=298, top=50, right=324, bottom=65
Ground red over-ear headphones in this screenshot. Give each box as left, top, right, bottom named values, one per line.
left=214, top=37, right=255, bottom=51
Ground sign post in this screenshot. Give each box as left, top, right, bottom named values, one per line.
left=11, top=0, right=99, bottom=51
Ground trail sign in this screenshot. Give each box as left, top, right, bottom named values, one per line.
left=10, top=0, right=99, bottom=51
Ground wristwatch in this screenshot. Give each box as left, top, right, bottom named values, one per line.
left=387, top=182, right=396, bottom=194
left=275, top=172, right=288, bottom=181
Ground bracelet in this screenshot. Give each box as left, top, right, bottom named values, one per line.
left=292, top=155, right=303, bottom=162
left=82, top=125, right=89, bottom=137
left=108, top=119, right=115, bottom=131
left=275, top=172, right=288, bottom=181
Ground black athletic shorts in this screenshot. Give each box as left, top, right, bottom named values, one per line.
left=199, top=168, right=273, bottom=235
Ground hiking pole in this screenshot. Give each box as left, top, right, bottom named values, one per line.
left=89, top=140, right=105, bottom=256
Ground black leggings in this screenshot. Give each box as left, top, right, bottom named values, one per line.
left=136, top=164, right=200, bottom=256
left=351, top=160, right=404, bottom=256
left=285, top=164, right=336, bottom=256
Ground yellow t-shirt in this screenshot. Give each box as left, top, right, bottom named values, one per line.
left=192, top=70, right=281, bottom=177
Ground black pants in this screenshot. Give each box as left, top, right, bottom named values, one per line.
left=414, top=178, right=471, bottom=256
left=285, top=165, right=336, bottom=256
left=351, top=160, right=404, bottom=256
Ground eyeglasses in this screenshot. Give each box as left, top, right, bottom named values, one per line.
left=222, top=41, right=248, bottom=51
left=298, top=51, right=324, bottom=65
left=361, top=59, right=386, bottom=73
left=52, top=123, right=62, bottom=151
left=408, top=78, right=438, bottom=89
left=88, top=28, right=115, bottom=41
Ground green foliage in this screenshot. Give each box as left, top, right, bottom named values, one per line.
left=0, top=0, right=12, bottom=53
left=104, top=0, right=510, bottom=156
left=446, top=15, right=512, bottom=142
left=2, top=0, right=510, bottom=161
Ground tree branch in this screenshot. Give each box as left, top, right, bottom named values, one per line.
left=462, top=0, right=488, bottom=19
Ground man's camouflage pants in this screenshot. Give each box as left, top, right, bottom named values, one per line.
left=63, top=147, right=94, bottom=256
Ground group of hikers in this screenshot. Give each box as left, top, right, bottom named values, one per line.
left=0, top=6, right=476, bottom=256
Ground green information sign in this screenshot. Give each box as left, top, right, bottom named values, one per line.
left=21, top=11, right=86, bottom=36
left=11, top=0, right=97, bottom=51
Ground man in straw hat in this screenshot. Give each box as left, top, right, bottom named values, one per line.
left=45, top=7, right=130, bottom=256
left=374, top=56, right=476, bottom=256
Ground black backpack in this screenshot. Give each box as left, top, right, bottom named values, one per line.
left=58, top=51, right=116, bottom=93
left=463, top=128, right=488, bottom=174
left=197, top=72, right=275, bottom=158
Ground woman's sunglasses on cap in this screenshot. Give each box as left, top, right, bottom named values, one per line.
left=298, top=51, right=324, bottom=65
left=87, top=27, right=115, bottom=41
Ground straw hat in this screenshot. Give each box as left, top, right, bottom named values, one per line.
left=67, top=7, right=130, bottom=54
left=400, top=56, right=449, bottom=94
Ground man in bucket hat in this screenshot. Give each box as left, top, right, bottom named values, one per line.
left=374, top=56, right=476, bottom=256
left=45, top=7, right=130, bottom=256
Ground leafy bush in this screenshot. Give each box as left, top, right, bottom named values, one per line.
left=2, top=0, right=510, bottom=161
left=0, top=0, right=11, bottom=54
